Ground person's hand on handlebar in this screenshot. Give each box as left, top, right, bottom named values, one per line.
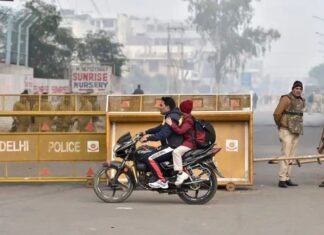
left=138, top=131, right=147, bottom=143
left=138, top=130, right=146, bottom=136
left=139, top=136, right=148, bottom=143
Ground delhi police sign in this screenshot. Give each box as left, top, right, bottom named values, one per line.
left=71, top=64, right=112, bottom=93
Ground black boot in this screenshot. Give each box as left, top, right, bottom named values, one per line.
left=286, top=179, right=298, bottom=186
left=278, top=181, right=288, bottom=188
left=319, top=181, right=324, bottom=187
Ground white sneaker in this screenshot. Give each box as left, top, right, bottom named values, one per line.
left=149, top=179, right=169, bottom=189
left=174, top=172, right=189, bottom=186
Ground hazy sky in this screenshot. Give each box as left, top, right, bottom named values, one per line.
left=252, top=0, right=324, bottom=79
left=2, top=0, right=324, bottom=79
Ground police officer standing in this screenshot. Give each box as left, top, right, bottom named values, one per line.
left=55, top=95, right=75, bottom=132
left=71, top=95, right=92, bottom=132
left=12, top=90, right=31, bottom=132
left=273, top=80, right=305, bottom=188
left=132, top=84, right=144, bottom=94
left=32, top=93, right=54, bottom=132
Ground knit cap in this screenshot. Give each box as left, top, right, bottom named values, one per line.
left=180, top=100, right=193, bottom=114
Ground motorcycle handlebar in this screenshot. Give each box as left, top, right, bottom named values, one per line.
left=133, top=132, right=144, bottom=142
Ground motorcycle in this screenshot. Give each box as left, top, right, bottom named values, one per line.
left=93, top=132, right=223, bottom=204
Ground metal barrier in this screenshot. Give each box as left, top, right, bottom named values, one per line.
left=0, top=94, right=107, bottom=183
left=0, top=93, right=253, bottom=189
left=106, top=94, right=253, bottom=191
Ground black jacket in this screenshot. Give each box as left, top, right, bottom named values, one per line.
left=146, top=107, right=183, bottom=148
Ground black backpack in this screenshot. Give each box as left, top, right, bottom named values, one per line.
left=192, top=118, right=216, bottom=148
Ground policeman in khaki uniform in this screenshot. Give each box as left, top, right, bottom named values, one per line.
left=273, top=80, right=305, bottom=188
left=32, top=93, right=54, bottom=132
left=55, top=95, right=75, bottom=132
left=12, top=90, right=31, bottom=132
left=72, top=96, right=93, bottom=132
left=88, top=95, right=101, bottom=132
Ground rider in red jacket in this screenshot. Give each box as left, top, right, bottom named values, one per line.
left=166, top=100, right=195, bottom=185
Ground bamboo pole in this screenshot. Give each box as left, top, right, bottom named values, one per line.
left=289, top=159, right=322, bottom=166
left=254, top=154, right=324, bottom=162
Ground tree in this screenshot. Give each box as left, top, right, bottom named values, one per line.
left=185, top=0, right=280, bottom=91
left=26, top=0, right=76, bottom=78
left=77, top=30, right=126, bottom=77
left=309, top=63, right=324, bottom=87
left=0, top=7, right=13, bottom=62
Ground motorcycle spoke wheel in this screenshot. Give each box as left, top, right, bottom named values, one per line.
left=178, top=164, right=217, bottom=205
left=93, top=166, right=134, bottom=203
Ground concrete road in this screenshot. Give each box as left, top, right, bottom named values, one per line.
left=1, top=111, right=324, bottom=235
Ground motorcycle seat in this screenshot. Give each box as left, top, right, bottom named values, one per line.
left=183, top=145, right=214, bottom=160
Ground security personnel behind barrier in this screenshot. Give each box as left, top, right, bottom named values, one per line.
left=55, top=95, right=75, bottom=132
left=71, top=96, right=93, bottom=132
left=32, top=93, right=54, bottom=132
left=88, top=95, right=101, bottom=132
left=12, top=90, right=31, bottom=132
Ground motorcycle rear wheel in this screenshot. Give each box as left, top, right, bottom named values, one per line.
left=93, top=166, right=134, bottom=203
left=178, top=163, right=217, bottom=204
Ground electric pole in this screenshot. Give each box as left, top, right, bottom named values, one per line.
left=167, top=25, right=185, bottom=94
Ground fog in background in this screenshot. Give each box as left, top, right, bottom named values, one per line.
left=2, top=0, right=324, bottom=96
left=18, top=0, right=324, bottom=79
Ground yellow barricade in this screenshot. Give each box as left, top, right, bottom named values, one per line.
left=0, top=94, right=107, bottom=183
left=0, top=93, right=253, bottom=190
left=106, top=94, right=253, bottom=191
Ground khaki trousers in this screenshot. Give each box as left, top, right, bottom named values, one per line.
left=173, top=145, right=191, bottom=172
left=278, top=128, right=300, bottom=181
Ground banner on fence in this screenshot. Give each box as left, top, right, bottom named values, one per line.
left=71, top=64, right=112, bottom=93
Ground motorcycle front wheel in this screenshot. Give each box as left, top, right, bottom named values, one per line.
left=93, top=165, right=134, bottom=203
left=178, top=163, right=217, bottom=205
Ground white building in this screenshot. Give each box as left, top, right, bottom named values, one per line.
left=116, top=15, right=204, bottom=92
left=58, top=11, right=210, bottom=93
left=60, top=9, right=117, bottom=38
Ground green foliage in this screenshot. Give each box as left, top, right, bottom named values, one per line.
left=309, top=63, right=324, bottom=87
left=0, top=7, right=13, bottom=59
left=1, top=0, right=126, bottom=79
left=25, top=0, right=76, bottom=78
left=185, top=0, right=280, bottom=84
left=76, top=30, right=126, bottom=77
